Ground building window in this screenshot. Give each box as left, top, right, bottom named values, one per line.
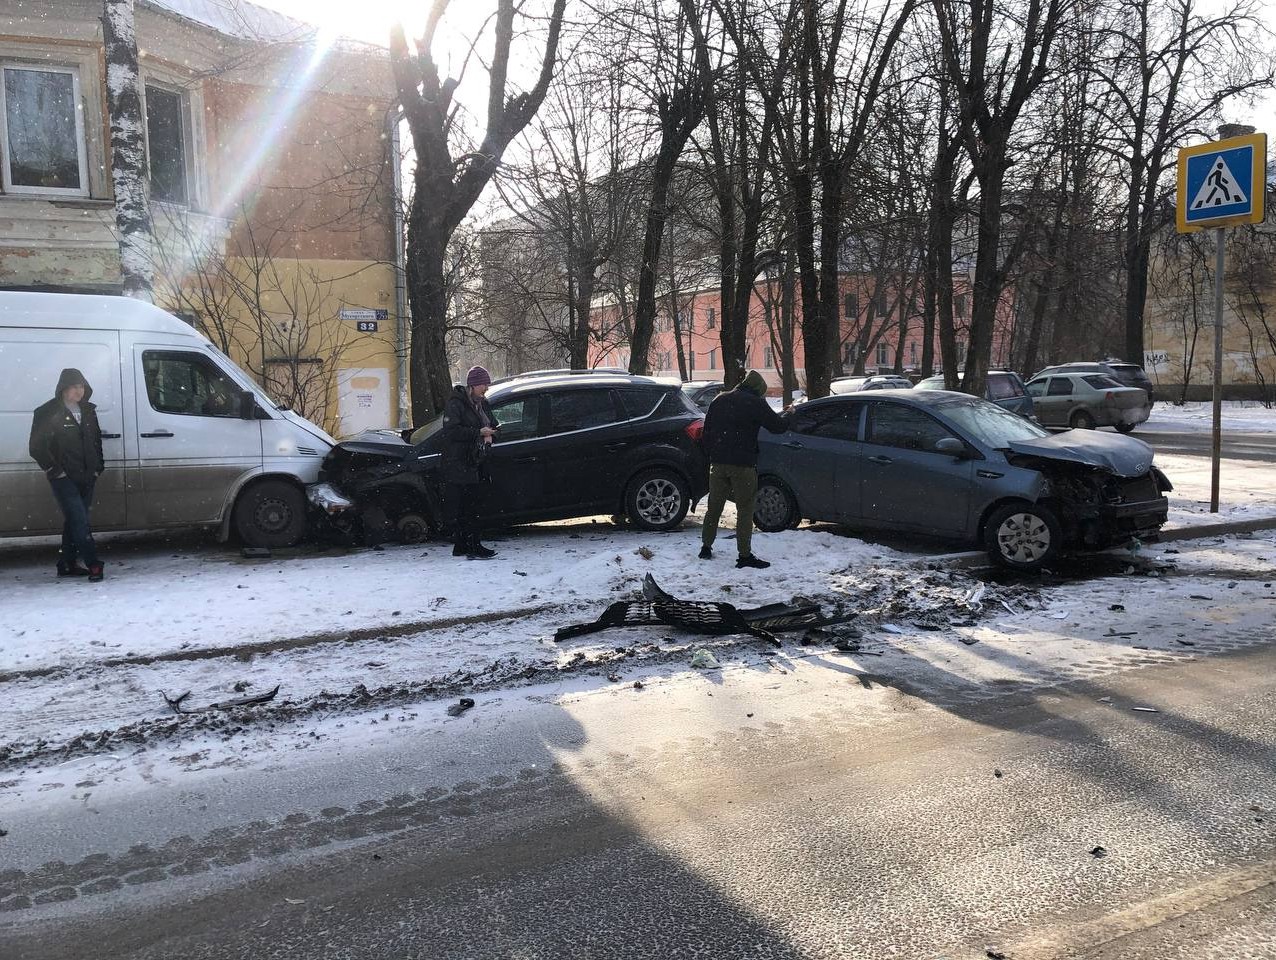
left=145, top=84, right=189, bottom=205
left=708, top=349, right=717, bottom=370
left=845, top=292, right=859, bottom=319
left=955, top=294, right=969, bottom=316
left=706, top=307, right=715, bottom=329
left=0, top=64, right=88, bottom=196
left=763, top=345, right=774, bottom=368
left=844, top=342, right=856, bottom=365
left=689, top=349, right=696, bottom=372
left=876, top=342, right=890, bottom=367
left=956, top=341, right=968, bottom=366
left=909, top=342, right=918, bottom=365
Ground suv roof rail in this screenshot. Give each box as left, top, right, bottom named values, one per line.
left=489, top=366, right=633, bottom=386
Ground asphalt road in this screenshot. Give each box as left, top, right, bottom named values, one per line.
left=5, top=625, right=1276, bottom=958
left=1122, top=425, right=1276, bottom=463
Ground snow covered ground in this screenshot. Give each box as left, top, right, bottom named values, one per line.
left=1145, top=400, right=1276, bottom=433
left=0, top=515, right=906, bottom=677
left=1156, top=452, right=1276, bottom=527
left=1, top=525, right=1274, bottom=874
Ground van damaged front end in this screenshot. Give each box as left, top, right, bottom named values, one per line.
left=1005, top=432, right=1172, bottom=549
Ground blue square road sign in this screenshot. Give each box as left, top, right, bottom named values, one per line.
left=1177, top=133, right=1266, bottom=232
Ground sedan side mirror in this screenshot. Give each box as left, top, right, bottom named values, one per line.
left=935, top=437, right=967, bottom=458
left=239, top=390, right=258, bottom=420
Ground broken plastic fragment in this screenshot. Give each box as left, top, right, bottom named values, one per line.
left=690, top=649, right=721, bottom=670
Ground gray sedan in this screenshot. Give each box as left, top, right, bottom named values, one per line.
left=1026, top=373, right=1151, bottom=432
left=753, top=390, right=1171, bottom=570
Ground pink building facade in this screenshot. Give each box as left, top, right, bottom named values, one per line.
left=590, top=275, right=1016, bottom=393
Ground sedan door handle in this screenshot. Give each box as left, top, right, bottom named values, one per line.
left=867, top=455, right=893, bottom=465
left=100, top=432, right=122, bottom=439
left=513, top=456, right=540, bottom=464
left=782, top=440, right=804, bottom=449
left=140, top=430, right=174, bottom=438
left=604, top=441, right=628, bottom=452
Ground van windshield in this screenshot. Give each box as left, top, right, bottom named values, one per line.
left=206, top=343, right=281, bottom=408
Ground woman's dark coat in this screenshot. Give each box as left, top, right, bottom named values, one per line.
left=440, top=385, right=498, bottom=485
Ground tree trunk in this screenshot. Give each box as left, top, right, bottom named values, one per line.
left=962, top=157, right=1005, bottom=399
left=1122, top=188, right=1152, bottom=365
left=927, top=140, right=959, bottom=387
left=406, top=196, right=456, bottom=426
left=630, top=87, right=703, bottom=377
left=102, top=0, right=154, bottom=301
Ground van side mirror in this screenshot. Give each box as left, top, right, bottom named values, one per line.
left=935, top=437, right=967, bottom=458
left=238, top=390, right=258, bottom=420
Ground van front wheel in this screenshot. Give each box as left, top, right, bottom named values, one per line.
left=234, top=480, right=307, bottom=548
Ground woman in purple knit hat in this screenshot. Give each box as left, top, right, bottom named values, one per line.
left=440, top=366, right=499, bottom=559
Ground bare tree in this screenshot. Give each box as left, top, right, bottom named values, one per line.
left=1090, top=0, right=1273, bottom=366
left=102, top=0, right=156, bottom=300
left=391, top=0, right=568, bottom=425
left=931, top=0, right=1071, bottom=398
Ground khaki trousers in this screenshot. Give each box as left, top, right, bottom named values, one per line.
left=701, top=463, right=758, bottom=557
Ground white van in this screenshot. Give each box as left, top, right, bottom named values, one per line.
left=1, top=291, right=336, bottom=547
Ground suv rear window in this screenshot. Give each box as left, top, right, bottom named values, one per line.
left=618, top=386, right=670, bottom=418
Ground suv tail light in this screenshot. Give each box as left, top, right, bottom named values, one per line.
left=685, top=419, right=705, bottom=443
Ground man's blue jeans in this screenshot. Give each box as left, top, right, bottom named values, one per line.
left=49, top=476, right=98, bottom=568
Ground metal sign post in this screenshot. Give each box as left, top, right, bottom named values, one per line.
left=1211, top=228, right=1224, bottom=512
left=1176, top=130, right=1267, bottom=514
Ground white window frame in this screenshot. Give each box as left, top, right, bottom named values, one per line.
left=0, top=62, right=89, bottom=198
left=141, top=79, right=196, bottom=209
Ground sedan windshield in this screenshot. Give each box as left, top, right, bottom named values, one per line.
left=937, top=398, right=1048, bottom=448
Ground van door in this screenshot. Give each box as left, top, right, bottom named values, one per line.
left=0, top=329, right=128, bottom=535
left=132, top=345, right=263, bottom=525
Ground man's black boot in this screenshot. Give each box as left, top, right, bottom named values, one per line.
left=736, top=554, right=770, bottom=570
left=698, top=545, right=713, bottom=560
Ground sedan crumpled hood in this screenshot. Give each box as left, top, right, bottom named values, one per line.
left=1006, top=430, right=1155, bottom=478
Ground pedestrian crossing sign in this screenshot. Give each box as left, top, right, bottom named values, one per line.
left=1177, top=132, right=1266, bottom=232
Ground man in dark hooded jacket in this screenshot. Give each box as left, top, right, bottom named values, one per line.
left=440, top=366, right=500, bottom=559
left=700, top=369, right=789, bottom=569
left=29, top=368, right=105, bottom=581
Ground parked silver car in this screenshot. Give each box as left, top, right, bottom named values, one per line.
left=1025, top=372, right=1151, bottom=432
left=753, top=390, right=1170, bottom=570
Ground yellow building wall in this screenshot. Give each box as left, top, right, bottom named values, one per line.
left=157, top=258, right=404, bottom=439
left=1144, top=296, right=1276, bottom=396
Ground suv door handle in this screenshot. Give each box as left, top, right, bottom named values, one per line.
left=100, top=432, right=122, bottom=439
left=604, top=441, right=628, bottom=452
left=782, top=440, right=803, bottom=449
left=513, top=456, right=539, bottom=464
left=868, top=455, right=893, bottom=465
left=141, top=430, right=174, bottom=438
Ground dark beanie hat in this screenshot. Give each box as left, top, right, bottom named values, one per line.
left=466, top=365, right=492, bottom=387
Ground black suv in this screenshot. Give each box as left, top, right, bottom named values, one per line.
left=315, top=372, right=709, bottom=541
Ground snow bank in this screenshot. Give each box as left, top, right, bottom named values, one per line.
left=0, top=510, right=901, bottom=676
left=1148, top=400, right=1276, bottom=434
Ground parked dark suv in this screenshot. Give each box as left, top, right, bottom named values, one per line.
left=312, top=372, right=709, bottom=541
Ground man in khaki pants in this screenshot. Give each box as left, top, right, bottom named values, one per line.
left=699, top=369, right=790, bottom=569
